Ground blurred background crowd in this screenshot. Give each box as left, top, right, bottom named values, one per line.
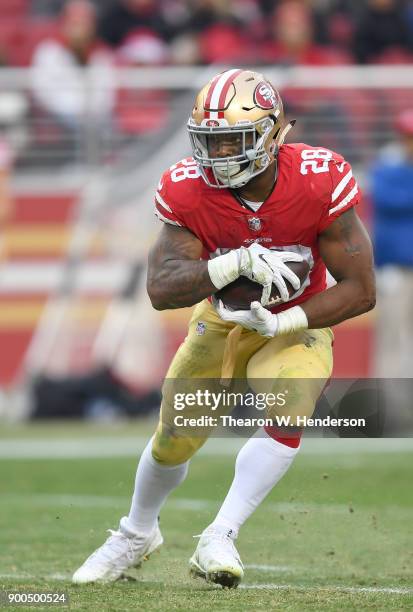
left=2, top=0, right=413, bottom=68
left=0, top=0, right=413, bottom=168
left=0, top=0, right=412, bottom=424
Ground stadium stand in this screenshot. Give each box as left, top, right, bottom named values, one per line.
left=0, top=0, right=412, bottom=416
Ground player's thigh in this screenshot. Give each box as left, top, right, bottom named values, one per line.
left=157, top=300, right=251, bottom=464
left=165, top=299, right=234, bottom=379
left=162, top=298, right=243, bottom=415
left=247, top=328, right=334, bottom=422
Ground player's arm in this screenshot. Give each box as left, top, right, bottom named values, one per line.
left=301, top=207, right=376, bottom=327
left=147, top=222, right=304, bottom=311
left=217, top=207, right=375, bottom=336
left=147, top=223, right=216, bottom=310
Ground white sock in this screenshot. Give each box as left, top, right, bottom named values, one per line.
left=209, top=430, right=300, bottom=537
left=120, top=438, right=189, bottom=536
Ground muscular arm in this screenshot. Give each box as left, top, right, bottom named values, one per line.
left=147, top=223, right=217, bottom=310
left=300, top=208, right=376, bottom=328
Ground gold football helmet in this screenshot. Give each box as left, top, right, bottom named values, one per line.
left=187, top=68, right=293, bottom=189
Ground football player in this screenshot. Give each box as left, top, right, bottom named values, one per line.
left=73, top=69, right=375, bottom=588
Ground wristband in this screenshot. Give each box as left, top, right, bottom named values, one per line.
left=207, top=250, right=240, bottom=290
left=277, top=306, right=308, bottom=335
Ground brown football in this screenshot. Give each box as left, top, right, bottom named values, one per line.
left=215, top=260, right=310, bottom=310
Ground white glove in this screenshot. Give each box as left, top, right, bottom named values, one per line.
left=208, top=243, right=303, bottom=306
left=215, top=299, right=278, bottom=337
left=242, top=243, right=303, bottom=305
left=215, top=299, right=309, bottom=338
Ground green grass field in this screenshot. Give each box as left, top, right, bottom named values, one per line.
left=0, top=423, right=412, bottom=611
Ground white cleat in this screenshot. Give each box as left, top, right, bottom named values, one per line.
left=189, top=527, right=244, bottom=589
left=72, top=521, right=163, bottom=584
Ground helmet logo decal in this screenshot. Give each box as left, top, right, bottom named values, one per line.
left=204, top=68, right=243, bottom=119
left=254, top=82, right=277, bottom=110
left=205, top=119, right=219, bottom=127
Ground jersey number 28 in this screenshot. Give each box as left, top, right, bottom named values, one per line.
left=170, top=158, right=201, bottom=182
left=300, top=149, right=332, bottom=175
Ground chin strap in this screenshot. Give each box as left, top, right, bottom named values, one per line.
left=273, top=120, right=296, bottom=156
left=279, top=119, right=296, bottom=145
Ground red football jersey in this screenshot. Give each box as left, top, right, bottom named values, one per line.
left=154, top=143, right=360, bottom=313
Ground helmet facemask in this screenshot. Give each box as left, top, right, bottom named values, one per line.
left=188, top=116, right=277, bottom=189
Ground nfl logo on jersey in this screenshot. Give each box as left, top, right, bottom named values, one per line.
left=247, top=217, right=262, bottom=232
left=196, top=321, right=207, bottom=335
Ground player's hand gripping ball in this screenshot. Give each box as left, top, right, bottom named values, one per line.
left=215, top=258, right=310, bottom=310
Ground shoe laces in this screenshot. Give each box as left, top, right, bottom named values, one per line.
left=194, top=527, right=236, bottom=543
left=88, top=529, right=142, bottom=565
left=108, top=529, right=139, bottom=563
left=193, top=529, right=242, bottom=565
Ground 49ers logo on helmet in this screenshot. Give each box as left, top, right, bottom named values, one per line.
left=206, top=119, right=219, bottom=127
left=254, top=82, right=277, bottom=110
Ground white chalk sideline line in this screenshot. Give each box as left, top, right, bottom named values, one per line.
left=0, top=573, right=71, bottom=581
left=2, top=493, right=411, bottom=518
left=245, top=564, right=299, bottom=573
left=0, top=437, right=412, bottom=459
left=240, top=583, right=413, bottom=595
left=0, top=573, right=411, bottom=596
left=1, top=493, right=213, bottom=510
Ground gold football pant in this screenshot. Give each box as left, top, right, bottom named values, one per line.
left=152, top=299, right=334, bottom=465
